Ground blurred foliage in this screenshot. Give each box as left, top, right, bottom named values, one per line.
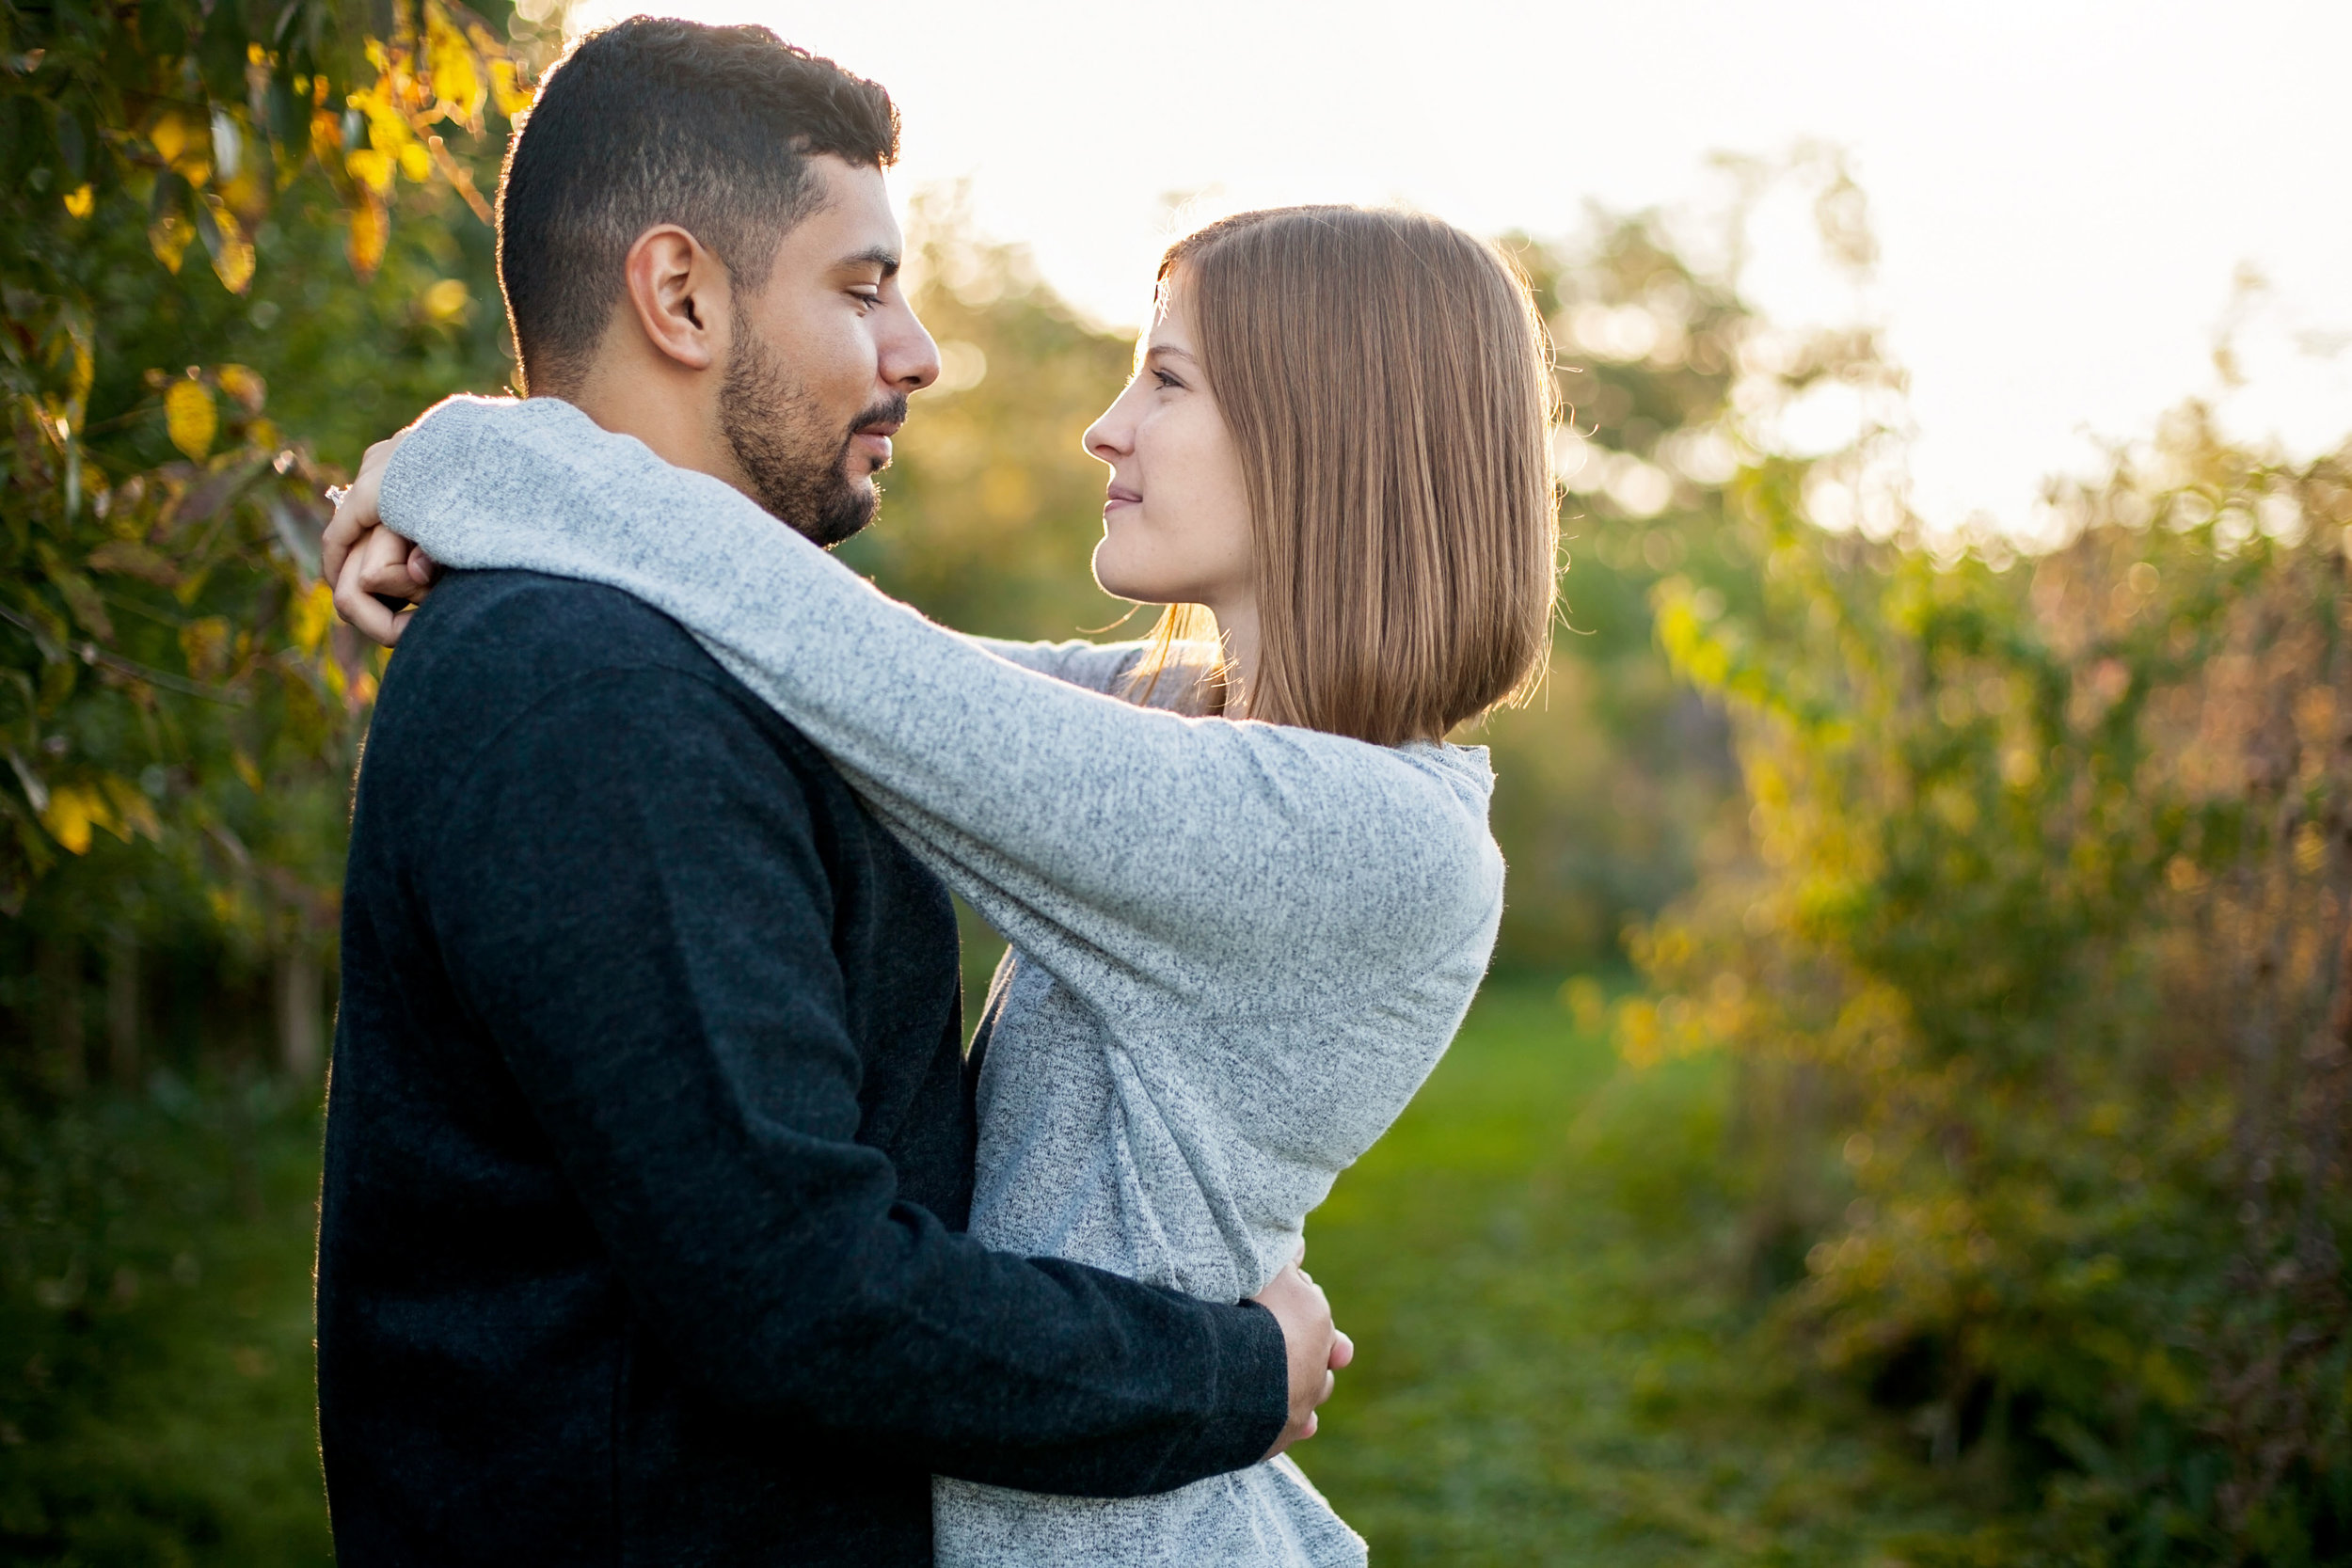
left=2, top=0, right=538, bottom=1557
left=2, top=0, right=533, bottom=1069
left=1631, top=405, right=2352, bottom=1559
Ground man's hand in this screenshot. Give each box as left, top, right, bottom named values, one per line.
left=1248, top=1249, right=1354, bottom=1459
left=324, top=430, right=437, bottom=647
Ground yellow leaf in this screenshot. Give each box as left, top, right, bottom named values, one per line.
left=488, top=57, right=535, bottom=120
left=149, top=110, right=193, bottom=167
left=216, top=363, right=267, bottom=413
left=363, top=95, right=414, bottom=160
left=63, top=184, right=93, bottom=218
left=426, top=8, right=485, bottom=124
left=199, top=198, right=257, bottom=294
left=346, top=192, right=389, bottom=279
left=164, top=379, right=217, bottom=460
left=346, top=147, right=394, bottom=195
left=40, top=784, right=116, bottom=855
left=292, top=579, right=335, bottom=655
left=311, top=107, right=343, bottom=164
left=149, top=211, right=194, bottom=274
left=398, top=141, right=430, bottom=183
left=232, top=749, right=264, bottom=793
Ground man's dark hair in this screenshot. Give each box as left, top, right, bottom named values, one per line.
left=495, top=17, right=899, bottom=396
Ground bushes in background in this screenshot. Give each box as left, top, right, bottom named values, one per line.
left=1632, top=407, right=2352, bottom=1561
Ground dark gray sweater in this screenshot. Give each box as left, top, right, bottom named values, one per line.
left=316, top=569, right=1287, bottom=1566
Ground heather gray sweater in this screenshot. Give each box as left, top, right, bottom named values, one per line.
left=379, top=396, right=1504, bottom=1568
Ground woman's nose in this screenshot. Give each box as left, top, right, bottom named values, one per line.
left=1084, top=387, right=1138, bottom=463
left=1083, top=413, right=1126, bottom=463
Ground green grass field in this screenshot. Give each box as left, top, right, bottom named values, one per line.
left=1300, top=975, right=1967, bottom=1565
left=6, top=975, right=1975, bottom=1564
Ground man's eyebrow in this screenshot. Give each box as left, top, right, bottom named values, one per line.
left=835, top=245, right=901, bottom=277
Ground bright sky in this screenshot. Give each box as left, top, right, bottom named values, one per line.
left=570, top=0, right=2352, bottom=537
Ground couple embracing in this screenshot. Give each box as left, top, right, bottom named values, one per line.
left=316, top=15, right=1557, bottom=1566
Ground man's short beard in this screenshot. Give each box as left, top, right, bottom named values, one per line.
left=718, top=317, right=905, bottom=548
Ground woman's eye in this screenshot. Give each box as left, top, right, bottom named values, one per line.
left=1152, top=369, right=1184, bottom=390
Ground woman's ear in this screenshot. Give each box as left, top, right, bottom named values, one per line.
left=621, top=225, right=726, bottom=372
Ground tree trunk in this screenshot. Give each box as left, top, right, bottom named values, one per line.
left=105, top=929, right=139, bottom=1089
left=276, top=945, right=323, bottom=1079
left=36, top=937, right=85, bottom=1093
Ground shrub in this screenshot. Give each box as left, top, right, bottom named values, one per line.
left=1633, top=405, right=2352, bottom=1560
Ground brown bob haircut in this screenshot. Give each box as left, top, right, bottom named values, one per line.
left=1133, top=205, right=1559, bottom=748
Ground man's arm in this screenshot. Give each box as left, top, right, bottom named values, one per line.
left=421, top=659, right=1295, bottom=1496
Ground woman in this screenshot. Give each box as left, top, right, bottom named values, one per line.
left=333, top=205, right=1556, bottom=1566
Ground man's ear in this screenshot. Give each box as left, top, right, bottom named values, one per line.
left=621, top=225, right=728, bottom=372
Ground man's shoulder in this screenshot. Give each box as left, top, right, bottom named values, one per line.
left=361, top=569, right=826, bottom=805
left=400, top=569, right=710, bottom=686
left=379, top=567, right=782, bottom=734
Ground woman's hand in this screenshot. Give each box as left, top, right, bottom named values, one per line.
left=324, top=430, right=437, bottom=647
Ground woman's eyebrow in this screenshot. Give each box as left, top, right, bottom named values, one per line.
left=1148, top=344, right=1198, bottom=362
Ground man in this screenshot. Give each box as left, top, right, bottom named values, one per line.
left=315, top=18, right=1343, bottom=1564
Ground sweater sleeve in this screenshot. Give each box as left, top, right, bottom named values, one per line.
left=959, top=636, right=1218, bottom=713
left=380, top=396, right=1493, bottom=1012
left=958, top=637, right=1143, bottom=695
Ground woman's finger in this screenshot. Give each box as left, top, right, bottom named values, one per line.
left=320, top=432, right=408, bottom=585
left=357, top=531, right=429, bottom=600
left=333, top=570, right=406, bottom=646
left=320, top=496, right=366, bottom=589
left=334, top=534, right=414, bottom=647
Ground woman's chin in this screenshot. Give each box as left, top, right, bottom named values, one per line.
left=1092, top=574, right=1174, bottom=608
left=1091, top=543, right=1205, bottom=608
left=1089, top=547, right=1147, bottom=604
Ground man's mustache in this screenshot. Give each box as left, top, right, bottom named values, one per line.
left=843, top=395, right=911, bottom=465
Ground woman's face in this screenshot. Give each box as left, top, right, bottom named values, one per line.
left=1083, top=279, right=1254, bottom=610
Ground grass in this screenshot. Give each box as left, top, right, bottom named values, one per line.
left=0, top=1072, right=334, bottom=1566
left=3, top=974, right=1972, bottom=1563
left=1300, top=974, right=1969, bottom=1564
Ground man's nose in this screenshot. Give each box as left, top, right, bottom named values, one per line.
left=883, top=303, right=941, bottom=392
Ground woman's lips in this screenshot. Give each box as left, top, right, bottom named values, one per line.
left=1104, top=485, right=1142, bottom=515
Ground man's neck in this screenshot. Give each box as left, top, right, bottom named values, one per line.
left=564, top=354, right=751, bottom=497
